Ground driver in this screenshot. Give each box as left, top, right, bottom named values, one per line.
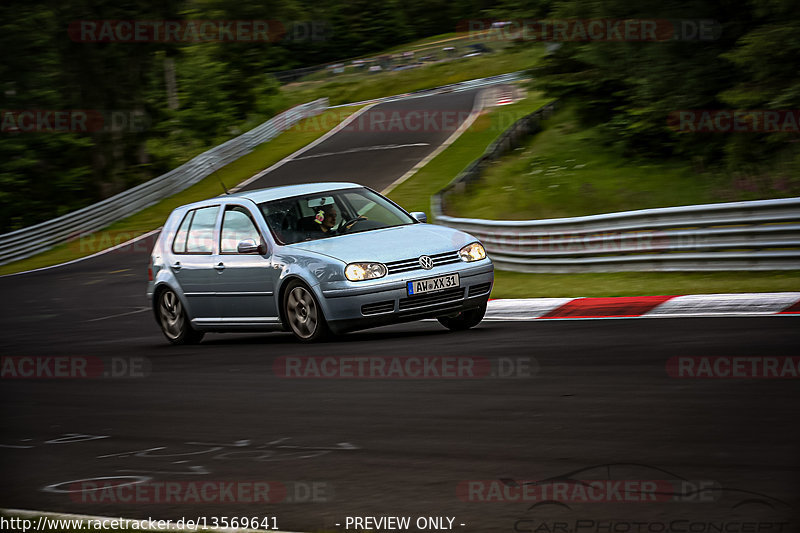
left=311, top=202, right=365, bottom=237
left=314, top=203, right=338, bottom=233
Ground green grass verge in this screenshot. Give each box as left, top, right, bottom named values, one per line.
left=491, top=270, right=800, bottom=298
left=447, top=105, right=800, bottom=220
left=282, top=43, right=544, bottom=108
left=386, top=94, right=552, bottom=214
left=0, top=106, right=362, bottom=276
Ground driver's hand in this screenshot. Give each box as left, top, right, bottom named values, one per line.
left=347, top=215, right=367, bottom=228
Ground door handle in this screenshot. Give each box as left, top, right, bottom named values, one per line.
left=214, top=262, right=225, bottom=272
left=171, top=261, right=182, bottom=272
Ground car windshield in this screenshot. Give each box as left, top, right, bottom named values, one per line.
left=258, top=187, right=416, bottom=245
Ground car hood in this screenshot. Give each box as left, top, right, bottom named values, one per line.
left=286, top=223, right=477, bottom=264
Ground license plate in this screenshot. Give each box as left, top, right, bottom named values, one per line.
left=407, top=273, right=459, bottom=296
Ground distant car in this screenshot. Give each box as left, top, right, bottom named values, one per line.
left=468, top=43, right=492, bottom=54
left=147, top=183, right=494, bottom=343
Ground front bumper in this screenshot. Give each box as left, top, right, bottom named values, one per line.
left=319, top=262, right=494, bottom=334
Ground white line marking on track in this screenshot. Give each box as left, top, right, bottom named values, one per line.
left=86, top=307, right=150, bottom=322
left=290, top=143, right=430, bottom=161
left=381, top=89, right=486, bottom=195
left=0, top=228, right=161, bottom=278
left=230, top=102, right=380, bottom=193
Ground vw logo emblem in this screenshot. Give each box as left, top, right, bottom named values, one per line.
left=419, top=256, right=433, bottom=270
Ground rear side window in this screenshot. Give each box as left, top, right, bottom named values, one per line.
left=171, top=211, right=193, bottom=254
left=171, top=206, right=219, bottom=254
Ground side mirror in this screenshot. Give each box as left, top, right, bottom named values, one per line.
left=410, top=211, right=427, bottom=223
left=237, top=239, right=263, bottom=254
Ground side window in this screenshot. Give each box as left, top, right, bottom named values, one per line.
left=220, top=206, right=262, bottom=253
left=172, top=211, right=193, bottom=254
left=185, top=206, right=219, bottom=254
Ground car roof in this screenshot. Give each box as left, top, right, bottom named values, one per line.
left=178, top=182, right=365, bottom=211
left=228, top=182, right=363, bottom=204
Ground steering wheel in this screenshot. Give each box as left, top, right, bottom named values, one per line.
left=339, top=215, right=368, bottom=232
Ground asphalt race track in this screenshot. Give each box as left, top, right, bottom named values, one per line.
left=240, top=88, right=481, bottom=193
left=1, top=89, right=799, bottom=532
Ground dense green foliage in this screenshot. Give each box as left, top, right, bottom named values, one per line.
left=530, top=0, right=800, bottom=172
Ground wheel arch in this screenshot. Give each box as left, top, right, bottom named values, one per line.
left=151, top=281, right=190, bottom=323
left=276, top=274, right=315, bottom=330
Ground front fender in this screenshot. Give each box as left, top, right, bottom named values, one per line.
left=273, top=251, right=344, bottom=325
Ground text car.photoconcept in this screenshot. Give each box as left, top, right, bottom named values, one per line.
left=146, top=182, right=494, bottom=342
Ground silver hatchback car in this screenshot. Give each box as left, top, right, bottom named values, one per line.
left=147, top=182, right=494, bottom=343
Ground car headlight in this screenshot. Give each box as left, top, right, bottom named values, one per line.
left=345, top=262, right=387, bottom=281
left=459, top=242, right=486, bottom=262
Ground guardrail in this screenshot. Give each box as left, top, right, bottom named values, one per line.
left=0, top=98, right=328, bottom=266
left=327, top=72, right=524, bottom=108
left=432, top=100, right=557, bottom=218
left=433, top=103, right=800, bottom=272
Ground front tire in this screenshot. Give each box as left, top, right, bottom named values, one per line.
left=283, top=281, right=329, bottom=342
left=157, top=288, right=204, bottom=345
left=437, top=303, right=487, bottom=331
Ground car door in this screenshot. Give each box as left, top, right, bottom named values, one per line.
left=212, top=204, right=280, bottom=325
left=169, top=205, right=221, bottom=323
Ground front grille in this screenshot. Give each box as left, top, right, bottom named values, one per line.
left=385, top=251, right=460, bottom=275
left=361, top=301, right=395, bottom=315
left=468, top=282, right=492, bottom=297
left=398, top=287, right=465, bottom=311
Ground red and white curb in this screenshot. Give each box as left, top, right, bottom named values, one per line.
left=496, top=86, right=514, bottom=105
left=485, top=293, right=800, bottom=320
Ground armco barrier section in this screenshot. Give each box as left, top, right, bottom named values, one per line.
left=433, top=103, right=800, bottom=272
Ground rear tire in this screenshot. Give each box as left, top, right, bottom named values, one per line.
left=437, top=303, right=487, bottom=331
left=283, top=281, right=330, bottom=342
left=156, top=288, right=204, bottom=345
